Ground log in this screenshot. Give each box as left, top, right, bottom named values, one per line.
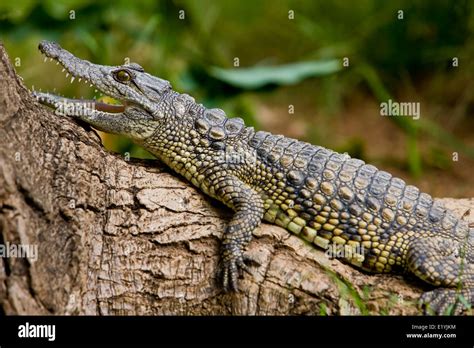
left=0, top=43, right=472, bottom=315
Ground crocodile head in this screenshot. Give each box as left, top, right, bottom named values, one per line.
left=34, top=40, right=175, bottom=140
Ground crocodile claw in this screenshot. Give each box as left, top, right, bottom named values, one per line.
left=219, top=253, right=260, bottom=291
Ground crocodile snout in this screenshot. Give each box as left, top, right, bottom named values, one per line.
left=38, top=40, right=61, bottom=58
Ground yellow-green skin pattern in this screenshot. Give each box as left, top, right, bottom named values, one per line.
left=34, top=39, right=473, bottom=315
left=142, top=92, right=473, bottom=315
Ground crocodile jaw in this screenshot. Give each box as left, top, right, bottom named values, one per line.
left=38, top=40, right=127, bottom=113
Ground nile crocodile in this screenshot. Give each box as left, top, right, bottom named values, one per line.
left=33, top=41, right=473, bottom=315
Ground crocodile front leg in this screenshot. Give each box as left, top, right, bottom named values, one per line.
left=212, top=175, right=264, bottom=291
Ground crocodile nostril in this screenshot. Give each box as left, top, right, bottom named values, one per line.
left=38, top=41, right=49, bottom=54
left=38, top=40, right=61, bottom=58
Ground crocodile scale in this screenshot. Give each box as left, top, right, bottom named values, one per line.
left=33, top=41, right=473, bottom=315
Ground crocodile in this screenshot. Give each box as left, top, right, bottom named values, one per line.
left=33, top=40, right=473, bottom=315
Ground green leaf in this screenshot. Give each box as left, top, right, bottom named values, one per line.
left=209, top=59, right=342, bottom=89
left=319, top=303, right=328, bottom=316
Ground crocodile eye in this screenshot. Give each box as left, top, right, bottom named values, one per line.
left=114, top=70, right=132, bottom=83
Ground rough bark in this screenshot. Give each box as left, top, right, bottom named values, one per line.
left=0, top=43, right=472, bottom=316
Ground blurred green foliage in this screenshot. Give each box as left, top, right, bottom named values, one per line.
left=0, top=0, right=473, bottom=176
left=209, top=59, right=342, bottom=89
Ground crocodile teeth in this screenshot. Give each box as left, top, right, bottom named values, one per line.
left=49, top=58, right=53, bottom=62
left=70, top=77, right=75, bottom=83
left=43, top=57, right=47, bottom=63
left=56, top=61, right=59, bottom=65
left=66, top=73, right=69, bottom=77
left=89, top=84, right=93, bottom=87
left=78, top=78, right=82, bottom=82
left=62, top=68, right=65, bottom=72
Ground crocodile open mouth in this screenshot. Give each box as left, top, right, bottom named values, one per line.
left=38, top=41, right=125, bottom=114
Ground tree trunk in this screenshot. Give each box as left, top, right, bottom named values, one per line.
left=0, top=43, right=472, bottom=316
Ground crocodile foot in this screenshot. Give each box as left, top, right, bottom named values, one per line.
left=419, top=288, right=473, bottom=315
